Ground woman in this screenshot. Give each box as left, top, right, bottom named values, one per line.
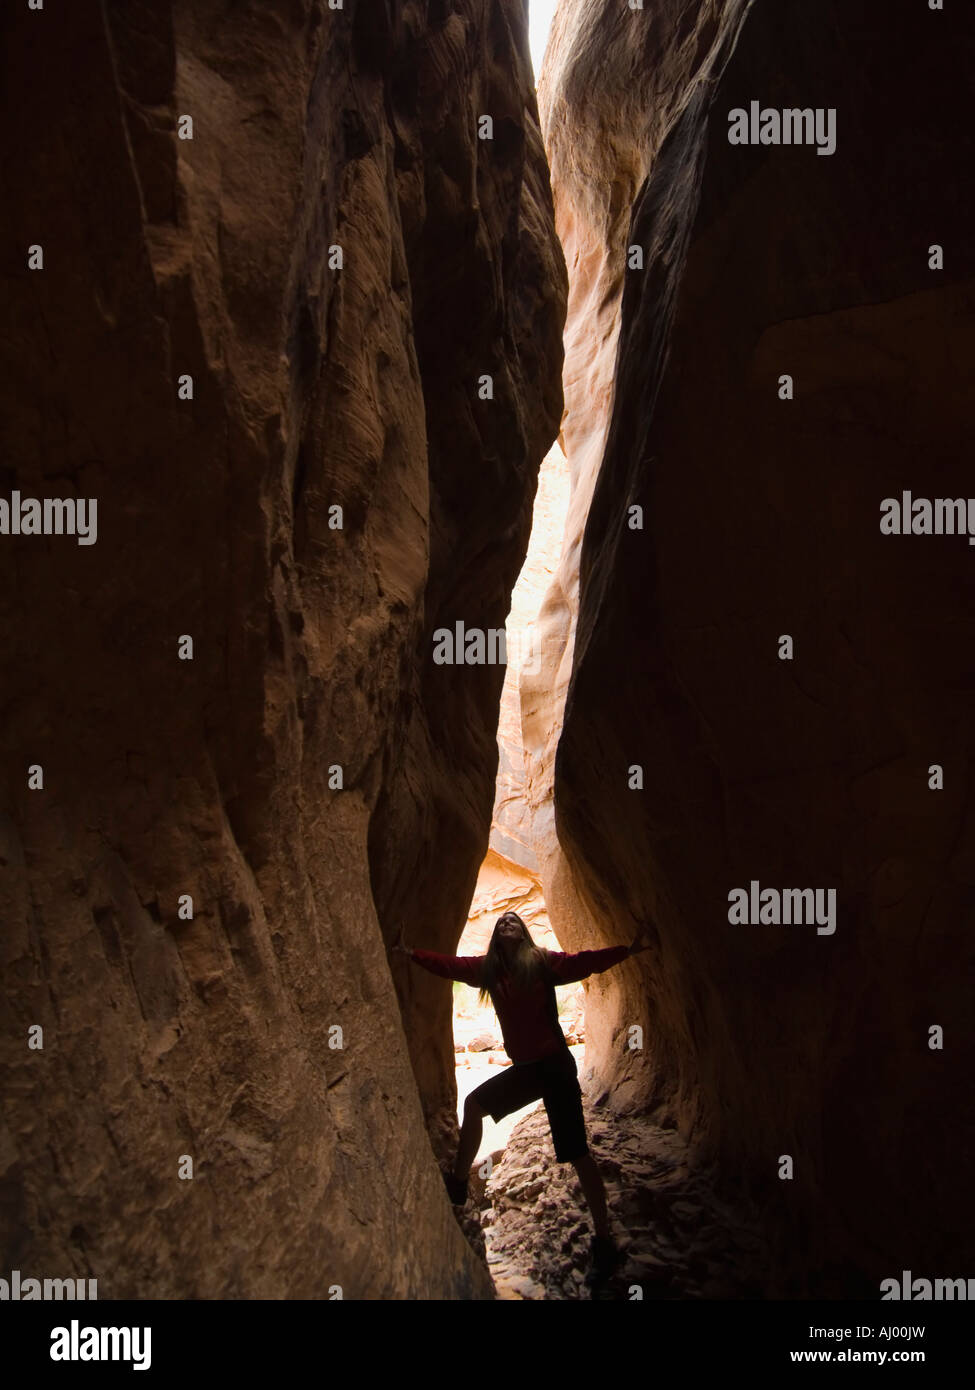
left=394, top=911, right=650, bottom=1284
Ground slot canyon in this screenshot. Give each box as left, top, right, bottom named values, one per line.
left=1, top=0, right=973, bottom=1305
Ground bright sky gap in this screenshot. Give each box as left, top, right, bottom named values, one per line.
left=528, top=0, right=559, bottom=84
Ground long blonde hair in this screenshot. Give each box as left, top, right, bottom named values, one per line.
left=477, top=912, right=554, bottom=1007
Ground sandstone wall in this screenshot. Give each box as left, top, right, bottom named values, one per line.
left=489, top=444, right=569, bottom=876
left=540, top=0, right=975, bottom=1291
left=460, top=441, right=569, bottom=942
left=0, top=0, right=564, bottom=1298
left=527, top=0, right=753, bottom=1109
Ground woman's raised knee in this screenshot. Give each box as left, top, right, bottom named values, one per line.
left=464, top=1096, right=485, bottom=1121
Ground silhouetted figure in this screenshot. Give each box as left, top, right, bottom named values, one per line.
left=395, top=911, right=650, bottom=1285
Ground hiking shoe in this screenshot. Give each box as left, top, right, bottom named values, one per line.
left=585, top=1235, right=622, bottom=1284
left=442, top=1170, right=469, bottom=1205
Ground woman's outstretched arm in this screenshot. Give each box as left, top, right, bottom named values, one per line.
left=391, top=931, right=484, bottom=988
left=546, top=924, right=652, bottom=986
left=410, top=949, right=484, bottom=988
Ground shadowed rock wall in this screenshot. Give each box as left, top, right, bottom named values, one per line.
left=527, top=0, right=753, bottom=1111
left=0, top=0, right=564, bottom=1298
left=539, top=0, right=975, bottom=1292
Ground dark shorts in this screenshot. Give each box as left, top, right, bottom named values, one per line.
left=468, top=1047, right=589, bottom=1163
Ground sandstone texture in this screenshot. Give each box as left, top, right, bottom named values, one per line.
left=489, top=443, right=568, bottom=872
left=0, top=0, right=564, bottom=1298
left=539, top=0, right=975, bottom=1292
left=459, top=443, right=569, bottom=949
left=523, top=1, right=758, bottom=1111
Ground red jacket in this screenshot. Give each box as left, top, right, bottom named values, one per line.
left=411, top=944, right=629, bottom=1063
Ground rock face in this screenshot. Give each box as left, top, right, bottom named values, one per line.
left=538, top=0, right=975, bottom=1292
left=490, top=443, right=569, bottom=874
left=461, top=442, right=569, bottom=943
left=0, top=0, right=564, bottom=1298
left=527, top=0, right=756, bottom=1110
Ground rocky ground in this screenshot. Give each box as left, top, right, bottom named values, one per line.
left=466, top=1103, right=769, bottom=1301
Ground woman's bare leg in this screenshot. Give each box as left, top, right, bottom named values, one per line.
left=454, top=1096, right=484, bottom=1179
left=571, top=1151, right=610, bottom=1238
